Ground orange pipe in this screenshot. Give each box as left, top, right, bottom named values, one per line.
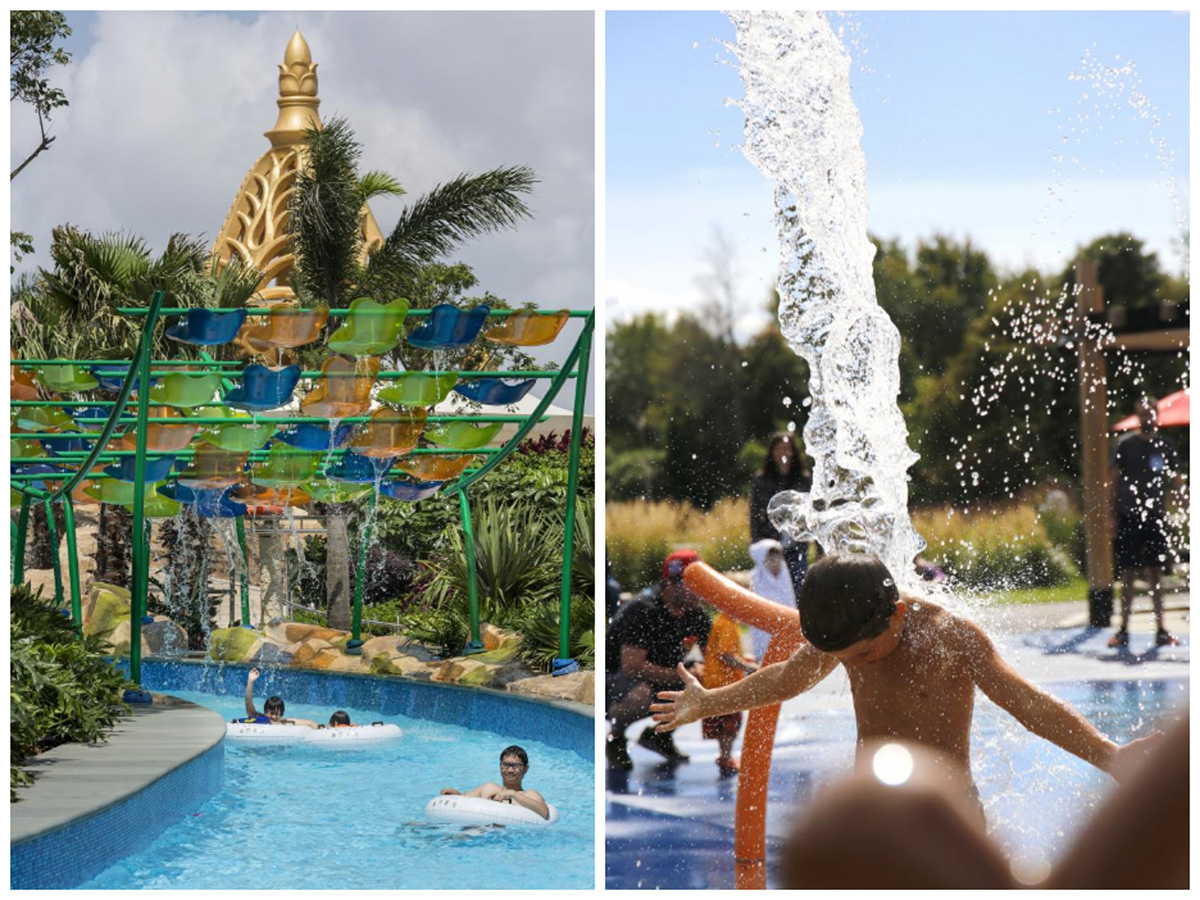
left=683, top=562, right=803, bottom=890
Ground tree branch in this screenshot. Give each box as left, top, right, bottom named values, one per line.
left=11, top=107, right=54, bottom=181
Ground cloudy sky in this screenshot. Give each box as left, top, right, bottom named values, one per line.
left=607, top=11, right=1189, bottom=339
left=10, top=10, right=595, bottom=409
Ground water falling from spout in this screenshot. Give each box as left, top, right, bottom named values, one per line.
left=729, top=10, right=925, bottom=588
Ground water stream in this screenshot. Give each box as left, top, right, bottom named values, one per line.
left=729, top=10, right=925, bottom=588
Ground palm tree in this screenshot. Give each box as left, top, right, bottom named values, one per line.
left=288, top=115, right=537, bottom=630
left=11, top=226, right=262, bottom=586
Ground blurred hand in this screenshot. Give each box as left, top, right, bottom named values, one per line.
left=649, top=663, right=707, bottom=733
left=1109, top=732, right=1165, bottom=783
left=248, top=667, right=260, bottom=682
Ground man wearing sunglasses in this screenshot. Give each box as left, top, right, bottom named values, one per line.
left=440, top=745, right=550, bottom=819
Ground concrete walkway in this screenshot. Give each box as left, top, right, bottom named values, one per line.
left=11, top=695, right=225, bottom=844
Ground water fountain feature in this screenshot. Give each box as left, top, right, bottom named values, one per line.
left=728, top=11, right=925, bottom=589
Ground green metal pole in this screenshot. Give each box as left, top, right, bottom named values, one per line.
left=62, top=497, right=83, bottom=634
left=555, top=314, right=594, bottom=672
left=459, top=489, right=484, bottom=654
left=44, top=499, right=64, bottom=607
left=13, top=493, right=31, bottom=586
left=345, top=492, right=376, bottom=656
left=235, top=516, right=251, bottom=627
left=129, top=291, right=165, bottom=686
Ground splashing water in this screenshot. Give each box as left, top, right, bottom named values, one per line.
left=728, top=11, right=924, bottom=587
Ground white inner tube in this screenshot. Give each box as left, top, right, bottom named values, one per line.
left=425, top=794, right=558, bottom=827
left=226, top=721, right=402, bottom=745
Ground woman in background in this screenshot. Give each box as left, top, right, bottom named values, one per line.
left=750, top=433, right=812, bottom=598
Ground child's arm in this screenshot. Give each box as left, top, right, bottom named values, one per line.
left=244, top=667, right=260, bottom=718
left=651, top=645, right=837, bottom=731
left=958, top=619, right=1156, bottom=777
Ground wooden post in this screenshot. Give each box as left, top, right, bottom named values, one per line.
left=1075, top=261, right=1114, bottom=626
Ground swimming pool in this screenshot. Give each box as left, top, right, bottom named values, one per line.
left=77, top=666, right=594, bottom=890
left=605, top=675, right=1187, bottom=889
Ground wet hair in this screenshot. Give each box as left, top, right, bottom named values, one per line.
left=329, top=710, right=350, bottom=726
left=500, top=745, right=528, bottom=767
left=264, top=696, right=285, bottom=716
left=761, top=433, right=807, bottom=480
left=798, top=555, right=899, bottom=652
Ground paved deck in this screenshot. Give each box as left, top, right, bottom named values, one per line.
left=605, top=595, right=1190, bottom=889
left=11, top=695, right=226, bottom=844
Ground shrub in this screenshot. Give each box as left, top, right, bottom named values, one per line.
left=11, top=583, right=134, bottom=800
left=606, top=497, right=754, bottom=588
left=912, top=503, right=1079, bottom=590
left=514, top=592, right=595, bottom=672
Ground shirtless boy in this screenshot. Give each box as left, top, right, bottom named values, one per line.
left=651, top=554, right=1159, bottom=816
left=440, top=745, right=550, bottom=820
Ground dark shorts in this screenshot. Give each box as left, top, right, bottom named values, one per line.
left=1115, top=512, right=1170, bottom=570
left=701, top=712, right=743, bottom=740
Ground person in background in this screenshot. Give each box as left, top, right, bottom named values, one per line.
left=242, top=667, right=318, bottom=728
left=1109, top=396, right=1184, bottom=648
left=747, top=538, right=797, bottom=663
left=751, top=433, right=813, bottom=598
left=606, top=549, right=712, bottom=769
left=701, top=611, right=758, bottom=776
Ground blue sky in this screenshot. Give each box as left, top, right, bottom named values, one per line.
left=606, top=11, right=1189, bottom=335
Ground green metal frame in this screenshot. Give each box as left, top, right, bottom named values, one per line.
left=10, top=298, right=594, bottom=683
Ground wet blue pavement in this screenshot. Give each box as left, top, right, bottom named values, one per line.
left=605, top=620, right=1189, bottom=889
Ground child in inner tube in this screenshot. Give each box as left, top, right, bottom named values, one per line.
left=243, top=667, right=319, bottom=727
left=440, top=745, right=551, bottom=820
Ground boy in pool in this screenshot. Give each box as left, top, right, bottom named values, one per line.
left=651, top=554, right=1161, bottom=819
left=329, top=710, right=353, bottom=726
left=440, top=745, right=550, bottom=820
left=243, top=667, right=319, bottom=728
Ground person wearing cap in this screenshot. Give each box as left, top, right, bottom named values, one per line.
left=605, top=549, right=712, bottom=770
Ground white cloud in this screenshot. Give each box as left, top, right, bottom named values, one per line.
left=10, top=10, right=595, bottom=403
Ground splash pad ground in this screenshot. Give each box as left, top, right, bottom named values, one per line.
left=605, top=596, right=1188, bottom=890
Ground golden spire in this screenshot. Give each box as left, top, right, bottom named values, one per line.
left=266, top=31, right=321, bottom=147
left=213, top=32, right=385, bottom=307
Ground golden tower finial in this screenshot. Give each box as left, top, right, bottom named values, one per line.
left=213, top=32, right=385, bottom=308
left=266, top=30, right=321, bottom=147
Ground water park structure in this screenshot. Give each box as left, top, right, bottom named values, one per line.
left=11, top=28, right=596, bottom=888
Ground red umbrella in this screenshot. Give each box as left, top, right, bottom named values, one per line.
left=1112, top=389, right=1190, bottom=432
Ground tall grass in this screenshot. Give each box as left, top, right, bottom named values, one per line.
left=912, top=502, right=1078, bottom=589
left=607, top=496, right=1082, bottom=593
left=606, top=497, right=753, bottom=588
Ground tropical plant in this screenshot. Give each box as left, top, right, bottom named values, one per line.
left=286, top=114, right=539, bottom=629
left=513, top=592, right=595, bottom=672
left=423, top=498, right=560, bottom=624
left=11, top=583, right=133, bottom=799
left=11, top=227, right=258, bottom=587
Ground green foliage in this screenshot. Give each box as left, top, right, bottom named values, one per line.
left=398, top=608, right=470, bottom=659
left=10, top=10, right=71, bottom=187
left=424, top=498, right=561, bottom=623
left=913, top=505, right=1079, bottom=590
left=606, top=229, right=1188, bottom=513
left=11, top=583, right=133, bottom=800
left=290, top=117, right=367, bottom=307
left=513, top=592, right=595, bottom=672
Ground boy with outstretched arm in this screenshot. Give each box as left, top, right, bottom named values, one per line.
left=244, top=667, right=319, bottom=728
left=651, top=554, right=1160, bottom=819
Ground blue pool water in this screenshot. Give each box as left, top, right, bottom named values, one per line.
left=606, top=675, right=1187, bottom=889
left=81, top=691, right=594, bottom=890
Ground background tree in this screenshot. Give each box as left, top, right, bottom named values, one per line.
left=287, top=115, right=538, bottom=631
left=11, top=11, right=72, bottom=264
